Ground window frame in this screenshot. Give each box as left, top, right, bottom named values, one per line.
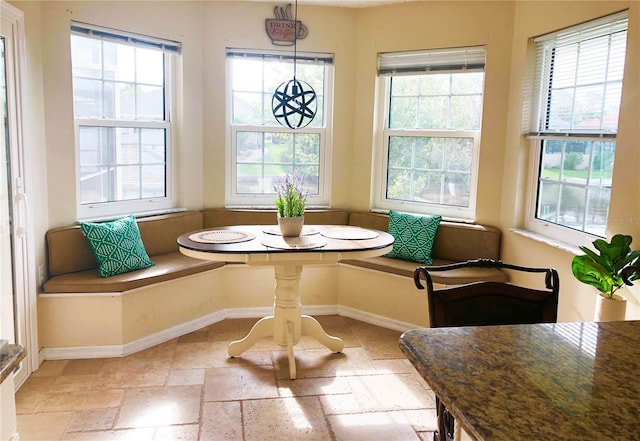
left=524, top=12, right=628, bottom=246
left=71, top=23, right=178, bottom=220
left=224, top=48, right=334, bottom=208
left=373, top=47, right=485, bottom=220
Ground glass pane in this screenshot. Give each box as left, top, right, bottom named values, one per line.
left=392, top=76, right=420, bottom=95
left=547, top=88, right=574, bottom=130
left=451, top=72, right=483, bottom=94
left=450, top=95, right=482, bottom=130
left=137, top=85, right=164, bottom=120
left=572, top=84, right=604, bottom=129
left=419, top=171, right=444, bottom=203
left=117, top=165, right=140, bottom=200
left=295, top=165, right=319, bottom=195
left=265, top=132, right=293, bottom=163
left=70, top=35, right=102, bottom=79
left=237, top=132, right=264, bottom=164
left=233, top=59, right=265, bottom=92
left=387, top=168, right=412, bottom=200
left=141, top=165, right=165, bottom=198
left=136, top=49, right=163, bottom=86
left=589, top=141, right=614, bottom=187
left=558, top=184, right=585, bottom=230
left=561, top=141, right=588, bottom=186
left=103, top=42, right=134, bottom=82
left=115, top=128, right=139, bottom=164
left=73, top=78, right=102, bottom=118
left=236, top=163, right=263, bottom=194
left=388, top=137, right=413, bottom=168
left=234, top=92, right=263, bottom=125
left=540, top=140, right=563, bottom=180
left=295, top=133, right=320, bottom=165
left=444, top=137, right=473, bottom=172
left=585, top=187, right=609, bottom=236
left=103, top=82, right=135, bottom=119
left=443, top=172, right=470, bottom=207
left=417, top=96, right=448, bottom=129
left=419, top=74, right=449, bottom=95
left=389, top=96, right=417, bottom=129
left=537, top=181, right=560, bottom=223
left=141, top=129, right=166, bottom=163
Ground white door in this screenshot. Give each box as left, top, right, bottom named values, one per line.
left=0, top=3, right=36, bottom=388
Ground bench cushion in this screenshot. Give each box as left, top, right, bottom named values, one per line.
left=43, top=252, right=223, bottom=293
left=46, top=211, right=204, bottom=277
left=341, top=257, right=507, bottom=285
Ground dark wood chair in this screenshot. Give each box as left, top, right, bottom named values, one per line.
left=413, top=258, right=559, bottom=441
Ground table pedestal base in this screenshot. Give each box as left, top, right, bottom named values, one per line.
left=228, top=263, right=344, bottom=379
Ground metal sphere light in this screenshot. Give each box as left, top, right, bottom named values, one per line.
left=272, top=78, right=317, bottom=129
left=271, top=0, right=317, bottom=129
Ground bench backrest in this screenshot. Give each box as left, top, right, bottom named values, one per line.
left=46, top=211, right=204, bottom=277
left=348, top=211, right=501, bottom=262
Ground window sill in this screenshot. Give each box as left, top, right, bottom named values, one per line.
left=509, top=228, right=581, bottom=256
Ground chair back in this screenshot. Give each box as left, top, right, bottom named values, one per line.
left=414, top=259, right=559, bottom=328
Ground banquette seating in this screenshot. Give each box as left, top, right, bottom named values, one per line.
left=39, top=208, right=505, bottom=358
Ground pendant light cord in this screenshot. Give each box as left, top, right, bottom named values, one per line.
left=293, top=0, right=298, bottom=81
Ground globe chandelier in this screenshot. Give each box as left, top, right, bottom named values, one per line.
left=271, top=0, right=317, bottom=129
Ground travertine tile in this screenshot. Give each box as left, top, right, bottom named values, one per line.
left=37, top=389, right=125, bottom=412
left=30, top=360, right=69, bottom=377
left=167, top=369, right=205, bottom=386
left=173, top=341, right=237, bottom=369
left=200, top=401, right=242, bottom=441
left=204, top=366, right=279, bottom=401
left=273, top=347, right=376, bottom=379
left=62, top=358, right=105, bottom=376
left=153, top=423, right=199, bottom=440
left=95, top=365, right=170, bottom=389
left=61, top=428, right=154, bottom=440
left=16, top=411, right=74, bottom=440
left=328, top=411, right=421, bottom=441
left=243, top=396, right=331, bottom=441
left=49, top=374, right=100, bottom=393
left=278, top=375, right=351, bottom=397
left=66, top=408, right=118, bottom=432
left=15, top=376, right=56, bottom=414
left=206, top=318, right=259, bottom=342
left=115, top=385, right=202, bottom=429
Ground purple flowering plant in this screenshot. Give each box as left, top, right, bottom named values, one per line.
left=274, top=171, right=308, bottom=217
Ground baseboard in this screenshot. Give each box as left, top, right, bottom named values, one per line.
left=38, top=304, right=417, bottom=361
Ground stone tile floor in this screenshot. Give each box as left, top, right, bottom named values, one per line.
left=15, top=315, right=437, bottom=440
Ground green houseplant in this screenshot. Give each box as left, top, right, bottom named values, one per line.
left=274, top=172, right=308, bottom=236
left=571, top=234, right=640, bottom=299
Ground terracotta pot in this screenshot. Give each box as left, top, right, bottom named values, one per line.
left=594, top=292, right=627, bottom=322
left=277, top=215, right=304, bottom=237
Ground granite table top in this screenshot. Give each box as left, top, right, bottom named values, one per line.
left=400, top=320, right=640, bottom=440
left=0, top=343, right=25, bottom=384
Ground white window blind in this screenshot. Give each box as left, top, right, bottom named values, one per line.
left=71, top=21, right=181, bottom=54
left=378, top=46, right=485, bottom=76
left=226, top=48, right=333, bottom=65
left=529, top=11, right=628, bottom=139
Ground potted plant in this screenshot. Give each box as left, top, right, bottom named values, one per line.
left=571, top=234, right=640, bottom=321
left=274, top=171, right=308, bottom=237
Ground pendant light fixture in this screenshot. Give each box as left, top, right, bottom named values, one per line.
left=271, top=0, right=317, bottom=129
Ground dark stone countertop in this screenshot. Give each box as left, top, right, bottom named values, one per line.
left=400, top=321, right=640, bottom=440
left=0, top=344, right=25, bottom=384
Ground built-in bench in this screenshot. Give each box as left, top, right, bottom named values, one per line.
left=39, top=208, right=504, bottom=359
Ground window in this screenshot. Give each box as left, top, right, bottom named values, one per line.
left=373, top=47, right=486, bottom=219
left=70, top=22, right=180, bottom=219
left=226, top=49, right=334, bottom=207
left=527, top=12, right=628, bottom=242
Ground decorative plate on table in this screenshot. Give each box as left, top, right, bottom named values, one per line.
left=188, top=230, right=256, bottom=244
left=263, top=225, right=320, bottom=236
left=321, top=226, right=379, bottom=240
left=261, top=235, right=327, bottom=250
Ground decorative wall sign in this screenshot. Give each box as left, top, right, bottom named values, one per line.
left=265, top=4, right=308, bottom=46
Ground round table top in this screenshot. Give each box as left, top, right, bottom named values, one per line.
left=177, top=224, right=394, bottom=264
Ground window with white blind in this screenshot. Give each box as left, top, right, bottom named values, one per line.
left=70, top=22, right=180, bottom=219
left=373, top=46, right=486, bottom=219
left=526, top=12, right=628, bottom=242
left=225, top=49, right=334, bottom=207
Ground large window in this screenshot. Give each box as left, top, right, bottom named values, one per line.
left=226, top=49, right=333, bottom=207
left=527, top=12, right=628, bottom=242
left=374, top=47, right=486, bottom=219
left=70, top=22, right=180, bottom=219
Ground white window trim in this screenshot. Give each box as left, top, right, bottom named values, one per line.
left=74, top=48, right=176, bottom=220
left=224, top=49, right=334, bottom=208
left=372, top=76, right=481, bottom=220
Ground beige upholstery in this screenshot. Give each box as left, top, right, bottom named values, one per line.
left=43, top=208, right=505, bottom=294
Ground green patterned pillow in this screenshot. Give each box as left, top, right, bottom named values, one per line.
left=385, top=210, right=441, bottom=265
left=80, top=215, right=154, bottom=278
